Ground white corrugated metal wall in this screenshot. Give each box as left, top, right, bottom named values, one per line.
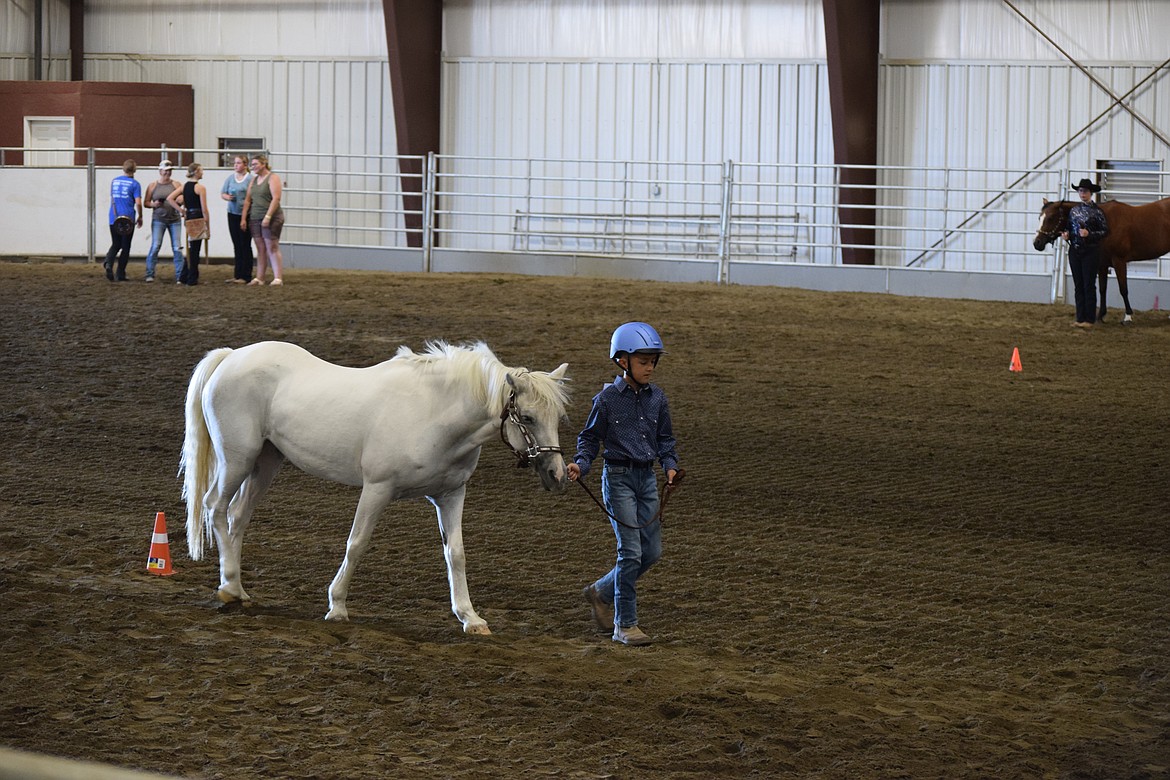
left=441, top=0, right=830, bottom=164
left=4, top=0, right=391, bottom=155
left=438, top=0, right=1170, bottom=265
left=443, top=60, right=831, bottom=165
left=3, top=0, right=1169, bottom=269
left=4, top=1, right=398, bottom=246
left=439, top=2, right=833, bottom=252
left=441, top=1, right=1170, bottom=168
left=880, top=2, right=1170, bottom=270
left=6, top=0, right=1168, bottom=167
left=2, top=1, right=70, bottom=80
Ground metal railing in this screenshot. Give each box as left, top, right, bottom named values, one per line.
left=3, top=147, right=1168, bottom=288
left=416, top=156, right=1168, bottom=283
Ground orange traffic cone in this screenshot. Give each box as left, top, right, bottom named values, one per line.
left=1009, top=347, right=1023, bottom=373
left=146, top=512, right=174, bottom=576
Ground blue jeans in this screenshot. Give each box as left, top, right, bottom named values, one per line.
left=145, top=220, right=184, bottom=279
left=593, top=463, right=662, bottom=629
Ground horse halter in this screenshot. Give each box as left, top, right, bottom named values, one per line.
left=1035, top=202, right=1068, bottom=247
left=498, top=390, right=562, bottom=468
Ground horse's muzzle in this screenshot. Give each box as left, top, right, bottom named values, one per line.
left=1033, top=234, right=1054, bottom=252
left=536, top=453, right=567, bottom=492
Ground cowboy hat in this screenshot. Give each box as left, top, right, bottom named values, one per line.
left=1071, top=178, right=1101, bottom=193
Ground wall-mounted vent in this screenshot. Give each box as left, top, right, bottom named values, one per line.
left=1097, top=159, right=1163, bottom=205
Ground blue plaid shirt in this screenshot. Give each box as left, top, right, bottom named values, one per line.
left=574, top=375, right=679, bottom=477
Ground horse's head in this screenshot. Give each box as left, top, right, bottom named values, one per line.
left=501, top=364, right=570, bottom=492
left=1033, top=199, right=1068, bottom=251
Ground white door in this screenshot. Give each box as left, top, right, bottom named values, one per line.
left=23, top=117, right=75, bottom=166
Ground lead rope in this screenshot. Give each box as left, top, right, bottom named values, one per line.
left=575, top=468, right=686, bottom=530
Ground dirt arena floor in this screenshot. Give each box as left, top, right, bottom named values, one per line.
left=1, top=260, right=1167, bottom=779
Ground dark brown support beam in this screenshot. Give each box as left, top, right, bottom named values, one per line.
left=381, top=0, right=442, bottom=247
left=822, top=0, right=880, bottom=265
left=34, top=0, right=43, bottom=79
left=70, top=0, right=84, bottom=80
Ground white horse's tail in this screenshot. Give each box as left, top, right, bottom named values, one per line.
left=180, top=347, right=233, bottom=561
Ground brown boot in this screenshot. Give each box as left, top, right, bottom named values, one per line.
left=583, top=585, right=614, bottom=632
left=613, top=625, right=652, bottom=646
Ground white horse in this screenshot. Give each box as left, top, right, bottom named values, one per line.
left=180, top=340, right=569, bottom=634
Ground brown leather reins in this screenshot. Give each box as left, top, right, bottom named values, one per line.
left=575, top=468, right=686, bottom=530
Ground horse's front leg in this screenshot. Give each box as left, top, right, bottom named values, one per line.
left=326, top=482, right=394, bottom=621
left=430, top=485, right=490, bottom=635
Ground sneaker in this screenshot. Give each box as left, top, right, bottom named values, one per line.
left=144, top=276, right=155, bottom=283
left=613, top=625, right=652, bottom=646
left=582, top=585, right=614, bottom=632
left=103, top=260, right=114, bottom=281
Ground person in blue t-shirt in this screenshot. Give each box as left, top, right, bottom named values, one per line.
left=568, top=322, right=681, bottom=646
left=102, top=160, right=143, bottom=281
left=219, top=154, right=254, bottom=283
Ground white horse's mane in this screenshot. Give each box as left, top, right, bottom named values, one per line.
left=391, top=341, right=567, bottom=414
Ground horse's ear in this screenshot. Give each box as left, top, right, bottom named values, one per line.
left=1043, top=198, right=1050, bottom=205
left=549, top=363, right=569, bottom=382
left=506, top=370, right=534, bottom=391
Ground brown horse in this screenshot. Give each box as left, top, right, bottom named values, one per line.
left=1033, top=196, right=1170, bottom=323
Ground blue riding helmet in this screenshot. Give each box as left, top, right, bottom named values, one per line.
left=610, top=322, right=666, bottom=360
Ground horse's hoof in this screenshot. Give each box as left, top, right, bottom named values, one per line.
left=216, top=588, right=247, bottom=604
left=324, top=608, right=349, bottom=622
left=464, top=623, right=492, bottom=636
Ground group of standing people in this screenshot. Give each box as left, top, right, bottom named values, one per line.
left=102, top=154, right=285, bottom=286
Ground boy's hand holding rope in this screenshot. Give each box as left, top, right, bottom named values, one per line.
left=569, top=466, right=686, bottom=530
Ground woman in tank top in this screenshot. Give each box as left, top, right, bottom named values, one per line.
left=167, top=162, right=210, bottom=285
left=241, top=154, right=285, bottom=286
left=142, top=160, right=185, bottom=282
